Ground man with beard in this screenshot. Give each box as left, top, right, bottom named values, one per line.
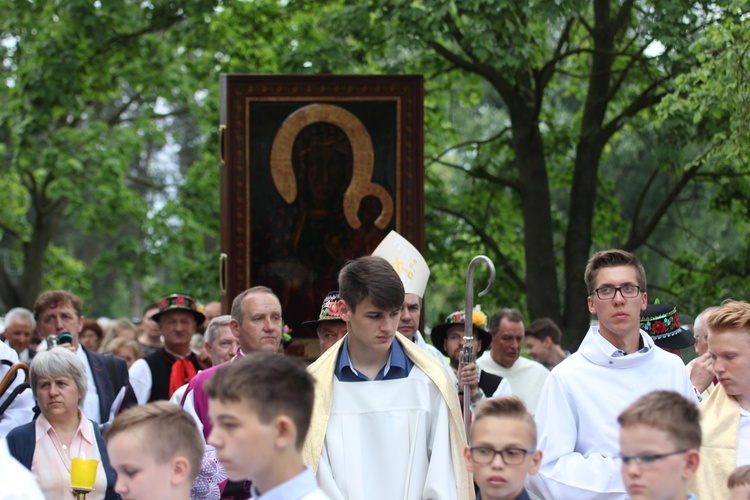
left=430, top=306, right=511, bottom=405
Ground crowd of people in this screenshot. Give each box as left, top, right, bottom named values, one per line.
left=0, top=232, right=749, bottom=500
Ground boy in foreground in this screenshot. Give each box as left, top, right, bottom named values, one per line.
left=206, top=352, right=328, bottom=499
left=618, top=390, right=700, bottom=500
left=106, top=401, right=203, bottom=500
left=728, top=466, right=750, bottom=500
left=465, top=396, right=541, bottom=500
left=302, top=256, right=473, bottom=499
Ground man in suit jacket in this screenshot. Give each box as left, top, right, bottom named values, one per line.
left=33, top=290, right=136, bottom=423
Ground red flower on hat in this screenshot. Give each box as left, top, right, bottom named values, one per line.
left=652, top=320, right=667, bottom=334
left=175, top=296, right=186, bottom=306
left=673, top=315, right=680, bottom=329
left=329, top=301, right=339, bottom=316
left=160, top=300, right=168, bottom=309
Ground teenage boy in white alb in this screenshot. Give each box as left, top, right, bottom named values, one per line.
left=528, top=249, right=697, bottom=499
left=302, top=256, right=473, bottom=499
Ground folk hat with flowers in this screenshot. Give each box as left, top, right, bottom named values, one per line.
left=640, top=302, right=695, bottom=350
left=152, top=293, right=206, bottom=324
left=302, top=291, right=345, bottom=330
left=430, top=305, right=491, bottom=357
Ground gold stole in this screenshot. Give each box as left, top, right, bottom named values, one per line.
left=302, top=332, right=474, bottom=498
left=691, top=383, right=740, bottom=499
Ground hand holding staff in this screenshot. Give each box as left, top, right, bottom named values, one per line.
left=459, top=255, right=495, bottom=436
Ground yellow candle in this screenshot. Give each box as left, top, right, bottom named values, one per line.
left=71, top=458, right=98, bottom=490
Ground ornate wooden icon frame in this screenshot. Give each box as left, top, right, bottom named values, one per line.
left=219, top=74, right=424, bottom=343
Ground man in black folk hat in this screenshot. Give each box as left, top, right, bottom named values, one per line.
left=431, top=306, right=511, bottom=406
left=130, top=293, right=205, bottom=402
left=640, top=302, right=695, bottom=360
left=302, top=291, right=348, bottom=355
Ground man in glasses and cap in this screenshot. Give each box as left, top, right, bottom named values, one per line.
left=431, top=306, right=511, bottom=406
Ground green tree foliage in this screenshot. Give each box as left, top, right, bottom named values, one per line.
left=0, top=0, right=218, bottom=314
left=279, top=0, right=750, bottom=345
left=2, top=0, right=748, bottom=340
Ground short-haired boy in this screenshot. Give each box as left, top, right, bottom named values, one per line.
left=205, top=352, right=328, bottom=499
left=692, top=299, right=750, bottom=498
left=106, top=401, right=203, bottom=500
left=302, top=255, right=473, bottom=499
left=465, top=396, right=541, bottom=500
left=523, top=317, right=569, bottom=369
left=618, top=390, right=701, bottom=500
left=728, top=465, right=750, bottom=500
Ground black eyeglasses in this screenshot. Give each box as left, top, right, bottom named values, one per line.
left=469, top=447, right=535, bottom=465
left=619, top=450, right=687, bottom=468
left=589, top=285, right=642, bottom=300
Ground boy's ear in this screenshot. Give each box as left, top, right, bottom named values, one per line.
left=587, top=295, right=597, bottom=315
left=682, top=449, right=700, bottom=479
left=274, top=415, right=298, bottom=450
left=338, top=300, right=351, bottom=322
left=528, top=450, right=543, bottom=476
left=170, top=456, right=191, bottom=486
left=463, top=446, right=475, bottom=474
left=543, top=337, right=553, bottom=348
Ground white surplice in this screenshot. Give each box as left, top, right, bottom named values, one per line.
left=317, top=368, right=458, bottom=500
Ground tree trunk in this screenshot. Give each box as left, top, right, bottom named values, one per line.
left=563, top=136, right=604, bottom=349
left=561, top=0, right=617, bottom=349
left=509, top=102, right=563, bottom=326
left=17, top=198, right=69, bottom=309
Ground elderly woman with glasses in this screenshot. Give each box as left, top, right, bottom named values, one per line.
left=6, top=348, right=117, bottom=499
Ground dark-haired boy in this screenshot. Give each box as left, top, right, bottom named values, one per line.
left=524, top=318, right=569, bottom=369
left=302, top=256, right=473, bottom=499
left=206, top=352, right=328, bottom=499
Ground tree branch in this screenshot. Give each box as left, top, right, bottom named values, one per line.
left=427, top=40, right=516, bottom=101
left=434, top=205, right=526, bottom=290
left=431, top=126, right=511, bottom=160
left=600, top=82, right=669, bottom=142
left=0, top=220, right=22, bottom=240
left=625, top=143, right=720, bottom=250
left=431, top=159, right=521, bottom=191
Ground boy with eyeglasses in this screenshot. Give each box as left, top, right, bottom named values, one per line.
left=618, top=390, right=701, bottom=500
left=528, top=249, right=697, bottom=499
left=465, top=396, right=541, bottom=500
